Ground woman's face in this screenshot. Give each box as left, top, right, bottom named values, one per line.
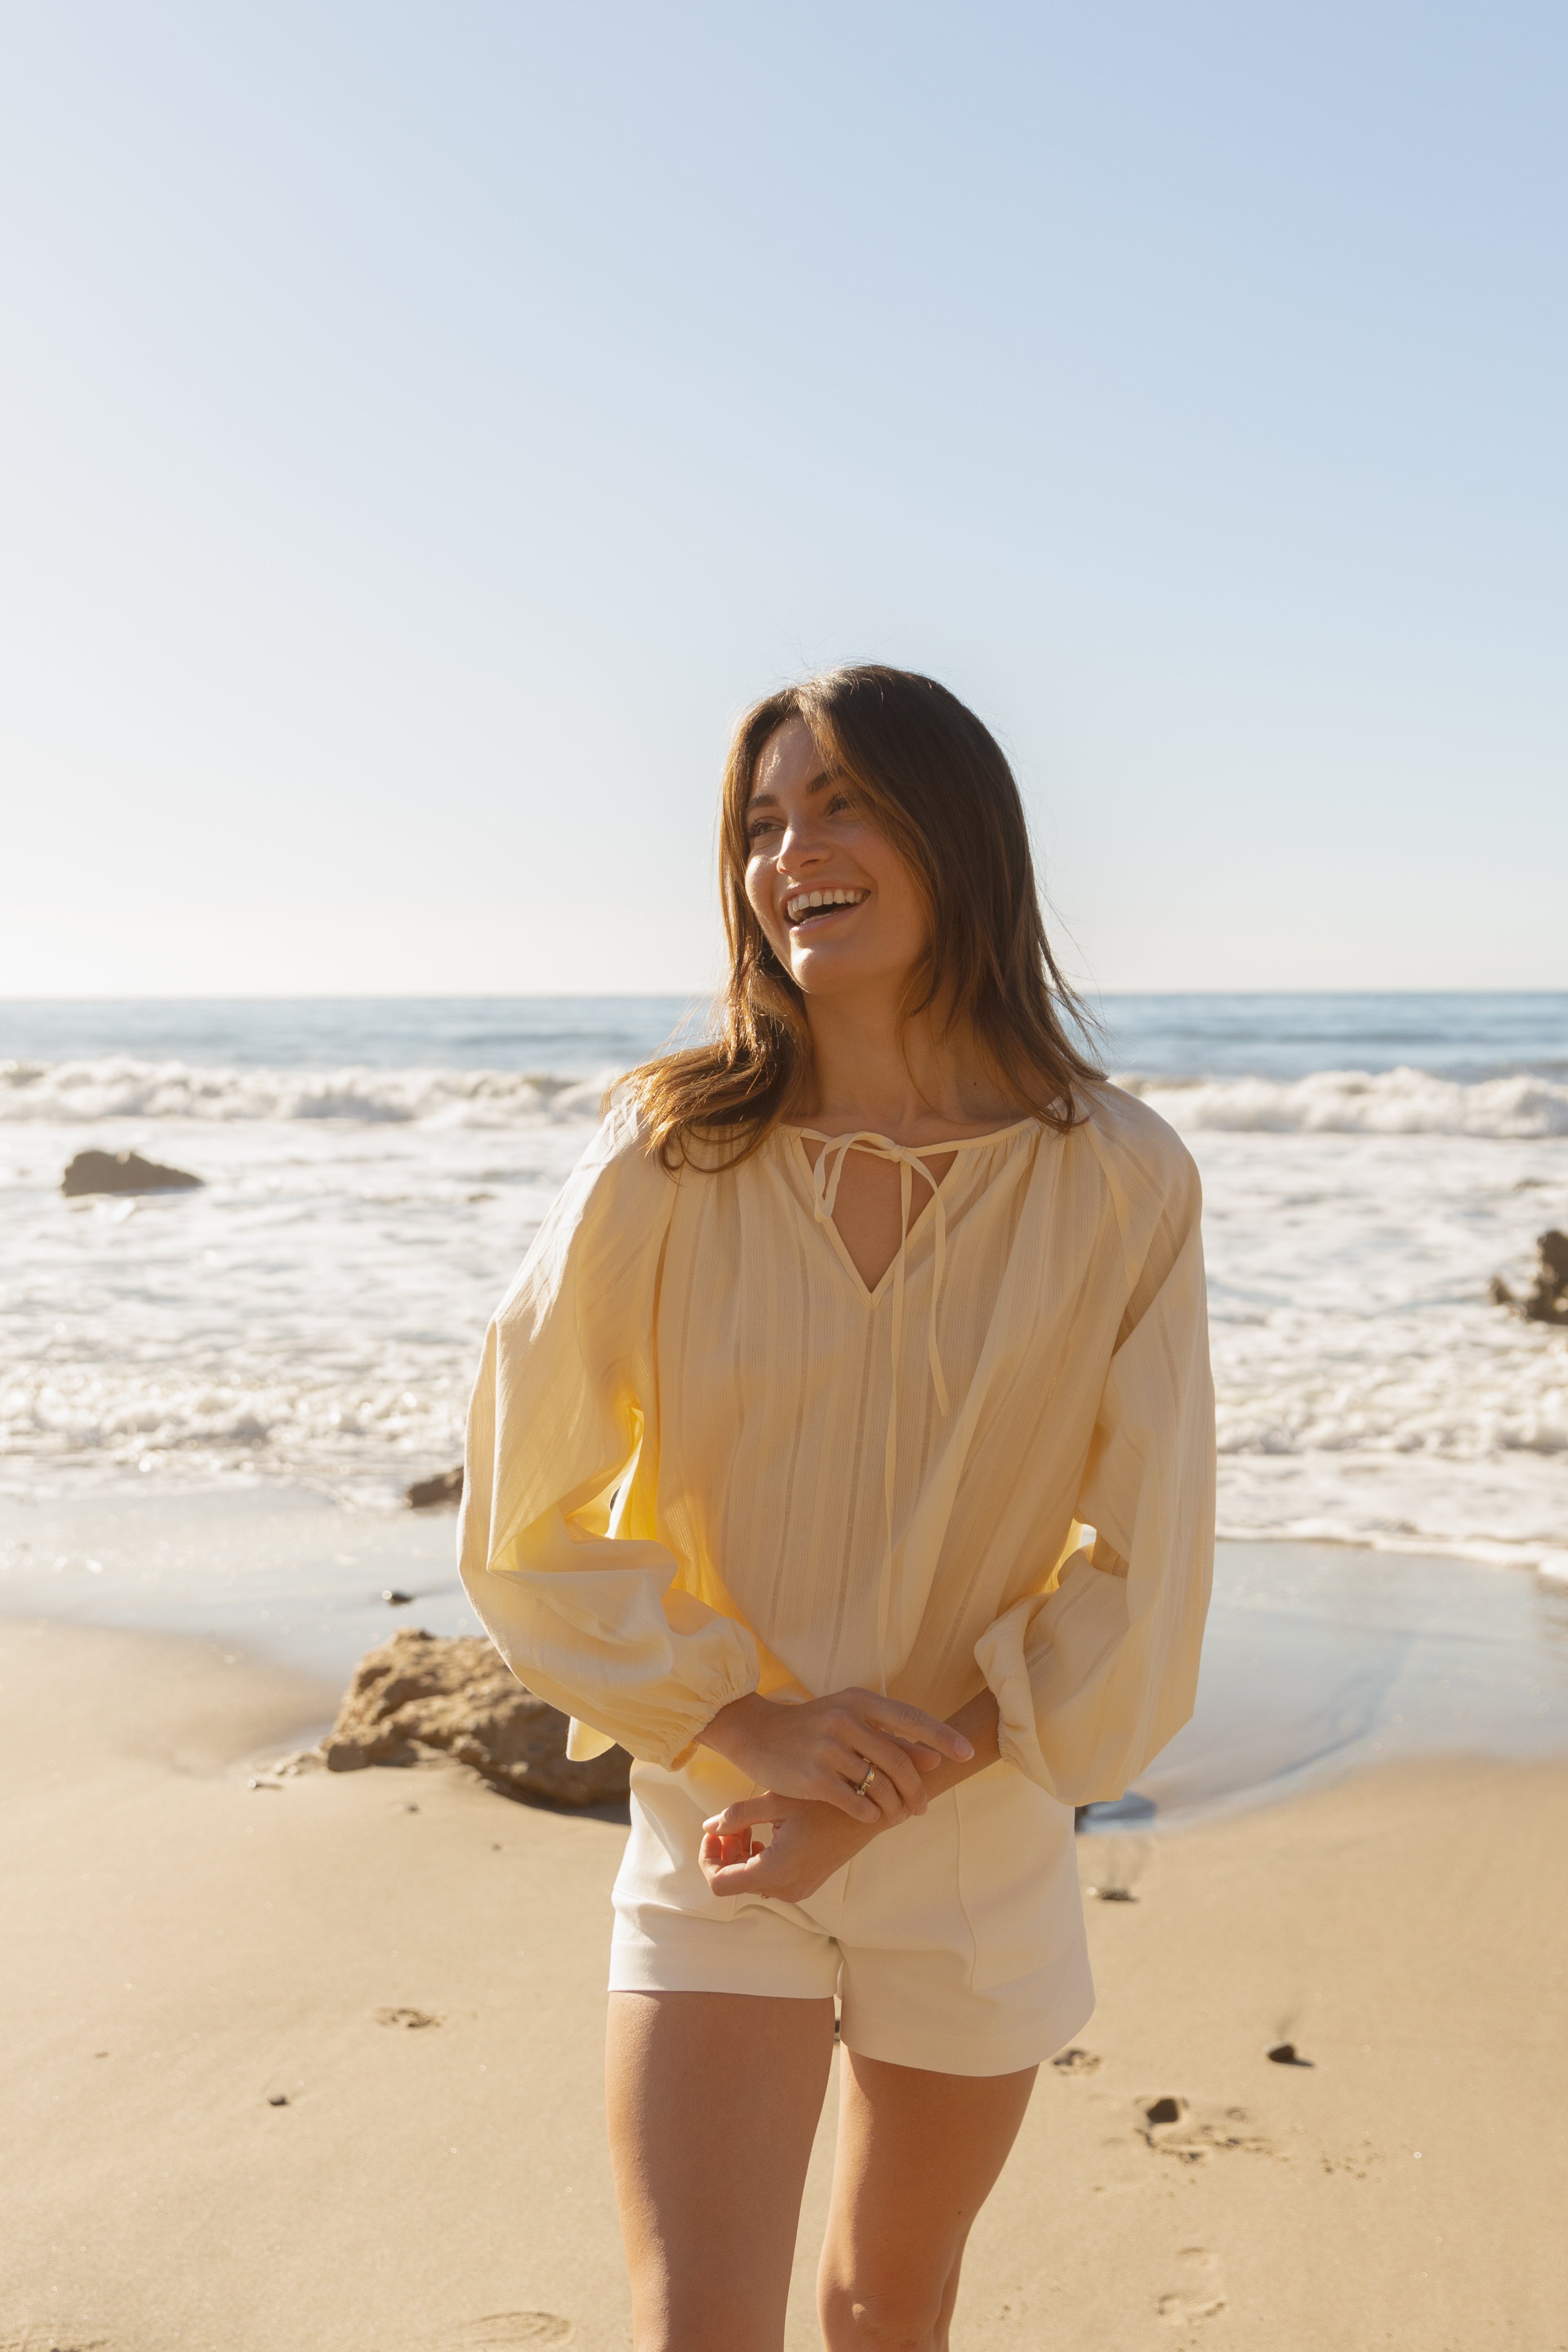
left=743, top=716, right=929, bottom=999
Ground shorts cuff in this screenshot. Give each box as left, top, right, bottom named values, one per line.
left=839, top=1986, right=1094, bottom=2078
left=609, top=1912, right=840, bottom=2003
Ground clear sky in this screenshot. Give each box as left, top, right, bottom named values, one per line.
left=2, top=2, right=1564, bottom=999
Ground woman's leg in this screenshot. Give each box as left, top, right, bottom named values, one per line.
left=817, top=2050, right=1038, bottom=2352
left=606, top=1988, right=838, bottom=2352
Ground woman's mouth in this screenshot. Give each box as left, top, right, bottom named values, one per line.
left=784, top=886, right=868, bottom=932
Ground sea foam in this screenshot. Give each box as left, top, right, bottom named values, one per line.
left=4, top=1063, right=1567, bottom=1566
left=0, top=1058, right=613, bottom=1126
left=1130, top=1064, right=1568, bottom=1139
left=8, top=1054, right=1568, bottom=1140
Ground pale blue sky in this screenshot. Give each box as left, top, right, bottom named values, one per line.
left=2, top=2, right=1563, bottom=997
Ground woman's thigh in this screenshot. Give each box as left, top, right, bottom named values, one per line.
left=605, top=1988, right=837, bottom=2352
left=818, top=2050, right=1038, bottom=2352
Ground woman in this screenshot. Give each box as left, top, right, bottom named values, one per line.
left=459, top=666, right=1215, bottom=2352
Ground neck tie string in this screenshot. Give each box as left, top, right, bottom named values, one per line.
left=804, top=1130, right=952, bottom=1690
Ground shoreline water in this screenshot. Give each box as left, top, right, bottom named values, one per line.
left=5, top=1484, right=1565, bottom=1828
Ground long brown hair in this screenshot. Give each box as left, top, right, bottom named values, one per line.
left=626, top=665, right=1103, bottom=1167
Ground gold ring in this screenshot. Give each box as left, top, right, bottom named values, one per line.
left=854, top=1764, right=876, bottom=1798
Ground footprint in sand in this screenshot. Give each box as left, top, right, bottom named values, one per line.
left=421, top=2318, right=574, bottom=2348
left=1052, top=2047, right=1102, bottom=2075
left=1138, top=2096, right=1272, bottom=2161
left=1, top=2335, right=111, bottom=2350
left=1157, top=2247, right=1227, bottom=2325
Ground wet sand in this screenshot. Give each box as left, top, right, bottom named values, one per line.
left=7, top=1491, right=1566, bottom=1819
left=4, top=1614, right=1565, bottom=2351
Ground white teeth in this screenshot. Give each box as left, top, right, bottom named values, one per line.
left=786, top=886, right=865, bottom=921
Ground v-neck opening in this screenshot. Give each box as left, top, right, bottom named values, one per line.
left=783, top=1120, right=1037, bottom=1305
left=787, top=1134, right=945, bottom=1303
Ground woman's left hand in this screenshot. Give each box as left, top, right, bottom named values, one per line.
left=701, top=1692, right=1002, bottom=1904
left=700, top=1792, right=881, bottom=1904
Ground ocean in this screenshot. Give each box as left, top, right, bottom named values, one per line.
left=4, top=992, right=1565, bottom=1815
left=5, top=991, right=1566, bottom=1563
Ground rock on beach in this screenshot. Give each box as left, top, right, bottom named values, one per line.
left=1490, top=1228, right=1568, bottom=1328
left=302, top=1627, right=629, bottom=1807
left=406, top=1464, right=464, bottom=1509
left=61, top=1147, right=203, bottom=1198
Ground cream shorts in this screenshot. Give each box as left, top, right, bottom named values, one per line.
left=609, top=1749, right=1094, bottom=2078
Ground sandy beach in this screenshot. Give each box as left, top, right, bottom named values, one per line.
left=7, top=0, right=1568, bottom=2318
left=5, top=1613, right=1565, bottom=2352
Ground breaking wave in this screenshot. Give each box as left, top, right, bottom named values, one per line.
left=1126, top=1064, right=1568, bottom=1140
left=11, top=1055, right=1568, bottom=1138
left=0, top=1058, right=614, bottom=1126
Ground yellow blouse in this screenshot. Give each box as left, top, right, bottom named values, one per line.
left=458, top=1084, right=1215, bottom=1807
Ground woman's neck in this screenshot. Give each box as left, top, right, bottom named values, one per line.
left=798, top=987, right=1018, bottom=1142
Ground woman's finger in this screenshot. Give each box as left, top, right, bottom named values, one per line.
left=702, top=1796, right=795, bottom=1836
left=827, top=1739, right=910, bottom=1823
left=700, top=1829, right=760, bottom=1877
left=861, top=1695, right=974, bottom=1762
left=701, top=1828, right=754, bottom=1864
left=815, top=1771, right=885, bottom=1824
left=791, top=1748, right=883, bottom=1823
left=854, top=1765, right=909, bottom=1825
left=707, top=1823, right=835, bottom=1903
left=837, top=1728, right=930, bottom=1817
left=706, top=1849, right=771, bottom=1896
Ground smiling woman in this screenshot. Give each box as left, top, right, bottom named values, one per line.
left=627, top=667, right=1103, bottom=1166
left=457, top=665, right=1216, bottom=2352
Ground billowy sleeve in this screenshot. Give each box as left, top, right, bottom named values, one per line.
left=973, top=1124, right=1215, bottom=1805
left=457, top=1106, right=760, bottom=1767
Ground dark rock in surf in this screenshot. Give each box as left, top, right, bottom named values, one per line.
left=61, top=1148, right=203, bottom=1198
left=297, top=1627, right=629, bottom=1807
left=406, top=1465, right=464, bottom=1509
left=1490, top=1230, right=1568, bottom=1328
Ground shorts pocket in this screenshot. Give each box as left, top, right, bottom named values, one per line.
left=955, top=1767, right=1079, bottom=1991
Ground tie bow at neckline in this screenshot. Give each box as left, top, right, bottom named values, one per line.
left=803, top=1130, right=952, bottom=1407
left=798, top=1127, right=958, bottom=1689
left=793, top=1120, right=1038, bottom=1687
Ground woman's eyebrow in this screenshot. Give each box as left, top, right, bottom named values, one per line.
left=747, top=767, right=841, bottom=811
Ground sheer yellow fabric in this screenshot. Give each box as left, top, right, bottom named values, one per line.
left=458, top=1084, right=1215, bottom=1805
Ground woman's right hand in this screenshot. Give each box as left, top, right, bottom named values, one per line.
left=698, top=1687, right=973, bottom=1825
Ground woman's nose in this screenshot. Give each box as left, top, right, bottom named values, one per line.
left=779, top=814, right=828, bottom=870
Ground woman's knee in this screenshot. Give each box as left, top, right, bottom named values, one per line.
left=818, top=2269, right=946, bottom=2352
